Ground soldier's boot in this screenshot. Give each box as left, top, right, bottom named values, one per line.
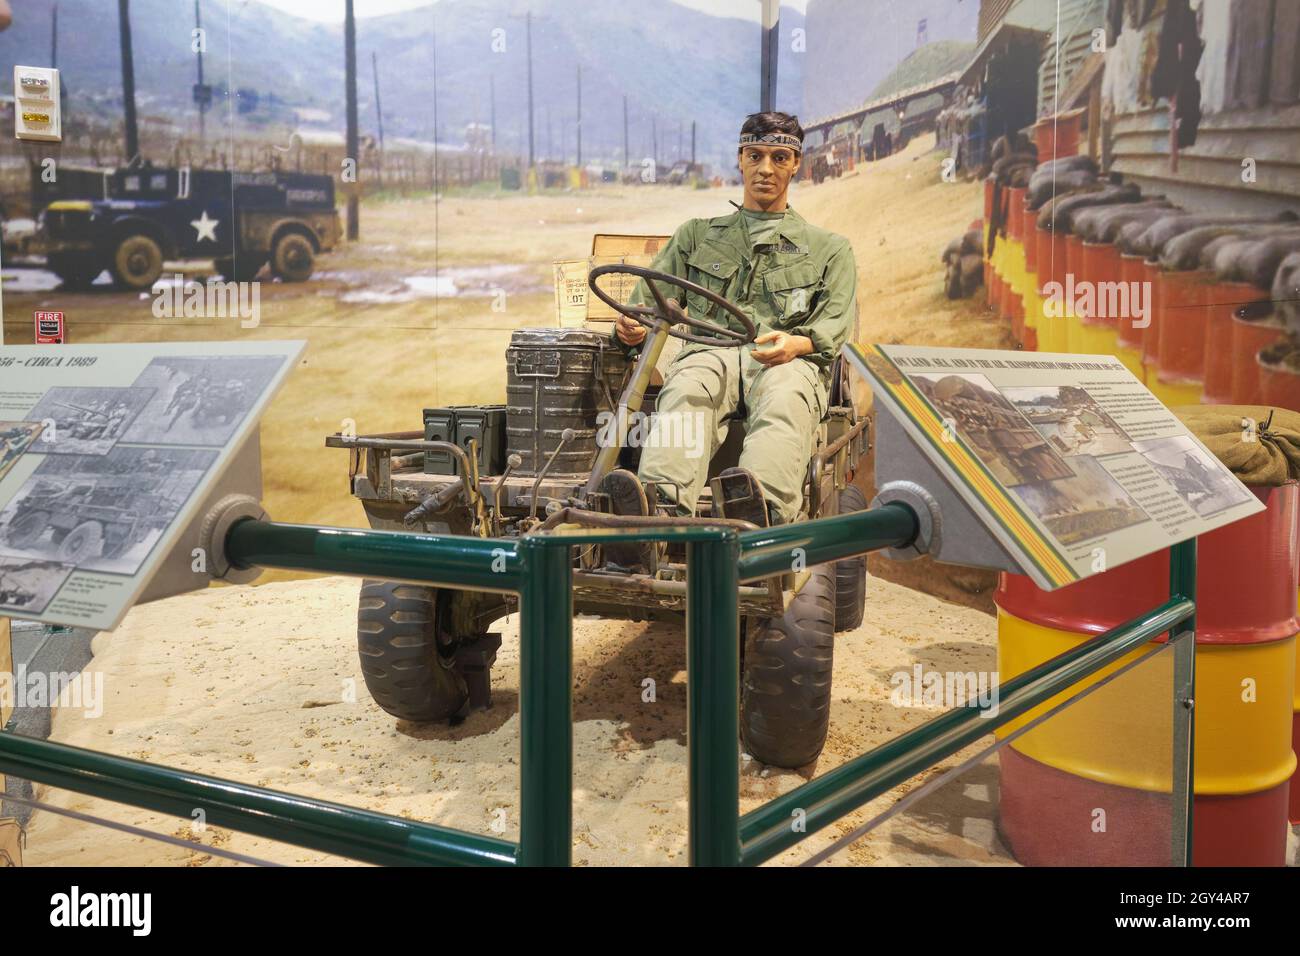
left=598, top=468, right=654, bottom=571
left=714, top=466, right=776, bottom=528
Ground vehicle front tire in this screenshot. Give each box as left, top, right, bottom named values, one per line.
left=833, top=485, right=869, bottom=632
left=357, top=580, right=469, bottom=722
left=270, top=232, right=314, bottom=282
left=110, top=234, right=164, bottom=290
left=741, top=561, right=837, bottom=769
left=58, top=521, right=105, bottom=562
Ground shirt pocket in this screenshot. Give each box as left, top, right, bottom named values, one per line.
left=683, top=249, right=741, bottom=321
left=762, top=261, right=822, bottom=327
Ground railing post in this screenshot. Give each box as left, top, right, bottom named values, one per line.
left=1169, top=536, right=1197, bottom=867
left=686, top=532, right=741, bottom=866
left=517, top=537, right=573, bottom=866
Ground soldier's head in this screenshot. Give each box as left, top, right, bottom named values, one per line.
left=737, top=111, right=803, bottom=211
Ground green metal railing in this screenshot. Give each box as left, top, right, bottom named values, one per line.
left=0, top=508, right=1196, bottom=867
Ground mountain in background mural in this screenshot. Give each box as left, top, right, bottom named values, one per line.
left=801, top=0, right=980, bottom=121
left=0, top=0, right=806, bottom=168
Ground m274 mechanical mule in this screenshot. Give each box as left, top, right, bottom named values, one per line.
left=328, top=266, right=870, bottom=768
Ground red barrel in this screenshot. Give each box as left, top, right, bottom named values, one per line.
left=1010, top=289, right=1025, bottom=345
left=1259, top=355, right=1300, bottom=414
left=1156, top=270, right=1213, bottom=385
left=1117, top=254, right=1149, bottom=351
left=1036, top=226, right=1054, bottom=295
left=1065, top=234, right=1086, bottom=285
left=1232, top=316, right=1287, bottom=404
left=1050, top=231, right=1071, bottom=292
left=1204, top=282, right=1270, bottom=404
left=1141, top=260, right=1165, bottom=366
left=1024, top=201, right=1039, bottom=274
left=997, top=482, right=1299, bottom=867
left=1079, top=242, right=1123, bottom=326
left=1008, top=186, right=1026, bottom=241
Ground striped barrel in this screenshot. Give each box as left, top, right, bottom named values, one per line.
left=1203, top=282, right=1270, bottom=404
left=996, top=483, right=1298, bottom=866
left=1231, top=313, right=1286, bottom=404
left=1151, top=270, right=1212, bottom=406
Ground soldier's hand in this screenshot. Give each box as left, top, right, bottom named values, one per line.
left=751, top=331, right=814, bottom=366
left=615, top=313, right=647, bottom=347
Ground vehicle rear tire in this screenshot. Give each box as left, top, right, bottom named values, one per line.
left=741, top=561, right=837, bottom=768
left=357, top=580, right=469, bottom=722
left=110, top=234, right=164, bottom=290
left=48, top=254, right=102, bottom=290
left=834, top=485, right=869, bottom=632
left=5, top=511, right=50, bottom=549
left=215, top=255, right=266, bottom=282
left=270, top=232, right=314, bottom=282
left=59, top=521, right=105, bottom=562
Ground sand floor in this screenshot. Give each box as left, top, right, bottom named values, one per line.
left=22, top=572, right=1008, bottom=867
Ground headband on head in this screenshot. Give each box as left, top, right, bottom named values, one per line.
left=738, top=132, right=802, bottom=152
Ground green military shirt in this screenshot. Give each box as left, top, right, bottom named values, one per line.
left=619, top=202, right=858, bottom=383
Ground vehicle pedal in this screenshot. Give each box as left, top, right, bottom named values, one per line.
left=453, top=633, right=503, bottom=710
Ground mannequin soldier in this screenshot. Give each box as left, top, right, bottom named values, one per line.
left=599, top=111, right=858, bottom=564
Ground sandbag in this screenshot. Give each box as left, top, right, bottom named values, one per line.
left=1072, top=201, right=1174, bottom=243
left=1172, top=404, right=1300, bottom=486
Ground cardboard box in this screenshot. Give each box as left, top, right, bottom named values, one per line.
left=553, top=234, right=670, bottom=328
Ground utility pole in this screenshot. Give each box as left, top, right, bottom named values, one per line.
left=623, top=94, right=629, bottom=169
left=194, top=0, right=207, bottom=149
left=651, top=114, right=658, bottom=169
left=51, top=2, right=58, bottom=67
left=526, top=10, right=535, bottom=168
left=760, top=0, right=779, bottom=111
left=489, top=73, right=496, bottom=152
left=691, top=120, right=696, bottom=165
left=575, top=64, right=582, bottom=168
left=371, top=50, right=384, bottom=151
left=344, top=0, right=359, bottom=239
left=117, top=0, right=139, bottom=163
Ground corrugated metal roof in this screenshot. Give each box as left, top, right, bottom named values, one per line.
left=962, top=0, right=1067, bottom=87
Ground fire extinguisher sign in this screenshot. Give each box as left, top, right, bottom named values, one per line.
left=34, top=310, right=64, bottom=344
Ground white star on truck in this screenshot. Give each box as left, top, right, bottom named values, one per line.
left=191, top=210, right=219, bottom=242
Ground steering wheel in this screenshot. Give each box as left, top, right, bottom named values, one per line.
left=588, top=263, right=757, bottom=347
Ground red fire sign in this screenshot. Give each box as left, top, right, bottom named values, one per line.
left=34, top=311, right=64, bottom=344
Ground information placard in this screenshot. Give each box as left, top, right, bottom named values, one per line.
left=0, top=340, right=304, bottom=629
left=848, top=343, right=1264, bottom=589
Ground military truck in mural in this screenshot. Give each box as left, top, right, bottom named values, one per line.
left=37, top=165, right=341, bottom=290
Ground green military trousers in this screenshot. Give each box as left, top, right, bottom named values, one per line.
left=637, top=344, right=827, bottom=524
